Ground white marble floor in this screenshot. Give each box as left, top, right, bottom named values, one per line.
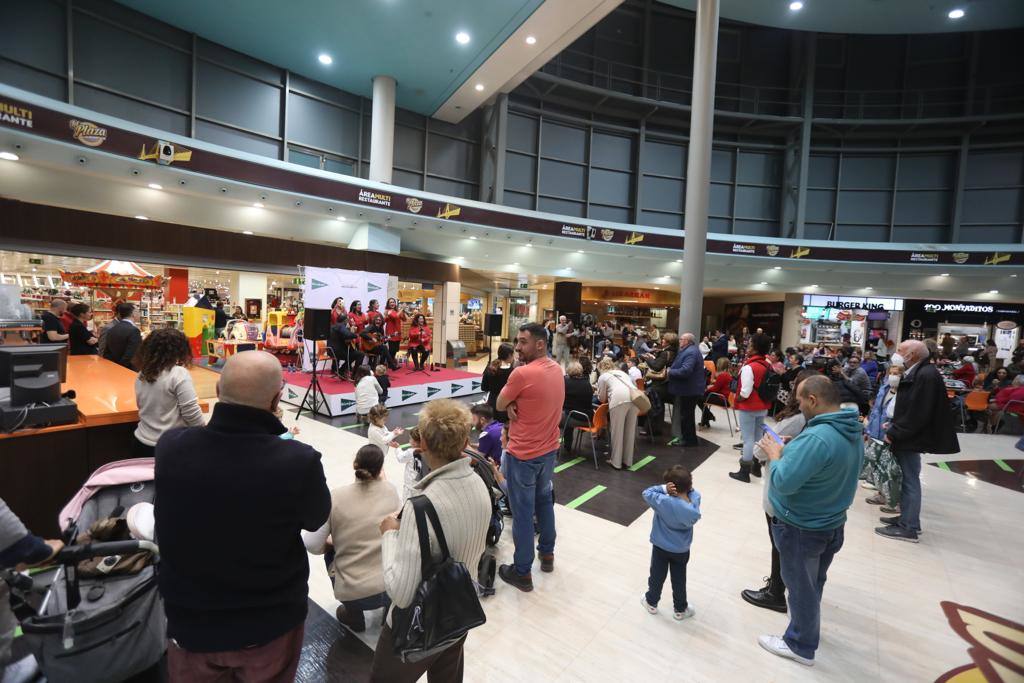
left=291, top=403, right=1024, bottom=682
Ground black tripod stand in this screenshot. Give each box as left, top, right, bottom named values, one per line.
left=297, top=342, right=334, bottom=420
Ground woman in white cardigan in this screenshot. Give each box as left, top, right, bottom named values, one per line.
left=371, top=399, right=491, bottom=682
left=133, top=327, right=205, bottom=457
left=595, top=356, right=639, bottom=470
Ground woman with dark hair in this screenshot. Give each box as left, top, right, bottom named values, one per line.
left=302, top=444, right=400, bottom=633
left=983, top=366, right=1012, bottom=391
left=382, top=298, right=407, bottom=361
left=133, top=327, right=204, bottom=457
left=407, top=313, right=432, bottom=371
left=330, top=297, right=346, bottom=325
left=230, top=306, right=245, bottom=321
left=348, top=300, right=366, bottom=333
left=362, top=313, right=396, bottom=369
left=67, top=302, right=99, bottom=355
left=482, top=342, right=515, bottom=423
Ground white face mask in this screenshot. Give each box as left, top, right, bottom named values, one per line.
left=890, top=353, right=905, bottom=368
left=888, top=374, right=901, bottom=389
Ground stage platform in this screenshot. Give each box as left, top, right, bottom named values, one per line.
left=280, top=366, right=483, bottom=416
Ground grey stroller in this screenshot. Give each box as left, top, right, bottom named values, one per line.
left=17, top=459, right=165, bottom=682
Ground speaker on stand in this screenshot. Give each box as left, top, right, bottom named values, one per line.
left=484, top=313, right=503, bottom=365
left=297, top=309, right=333, bottom=420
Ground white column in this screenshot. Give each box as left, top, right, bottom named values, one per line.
left=433, top=281, right=460, bottom=365
left=780, top=292, right=805, bottom=349
left=678, top=0, right=720, bottom=337
left=369, top=75, right=396, bottom=184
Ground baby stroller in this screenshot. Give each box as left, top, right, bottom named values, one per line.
left=15, top=459, right=165, bottom=683
left=465, top=450, right=506, bottom=597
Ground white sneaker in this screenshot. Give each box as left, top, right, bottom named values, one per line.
left=641, top=594, right=657, bottom=615
left=673, top=606, right=695, bottom=620
left=860, top=481, right=877, bottom=490
left=758, top=634, right=814, bottom=666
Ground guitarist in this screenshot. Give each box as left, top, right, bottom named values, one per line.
left=361, top=313, right=397, bottom=370
left=329, top=316, right=362, bottom=380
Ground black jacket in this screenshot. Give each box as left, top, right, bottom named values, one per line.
left=154, top=403, right=331, bottom=652
left=101, top=319, right=141, bottom=369
left=563, top=376, right=595, bottom=418
left=887, top=361, right=960, bottom=455
left=709, top=335, right=728, bottom=361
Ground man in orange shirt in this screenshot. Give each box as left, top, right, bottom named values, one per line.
left=496, top=322, right=565, bottom=591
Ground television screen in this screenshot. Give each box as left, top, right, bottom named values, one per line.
left=467, top=298, right=482, bottom=310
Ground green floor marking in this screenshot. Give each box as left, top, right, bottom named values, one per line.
left=566, top=485, right=607, bottom=510
left=937, top=461, right=951, bottom=471
left=14, top=626, right=22, bottom=638
left=554, top=457, right=585, bottom=473
left=628, top=455, right=656, bottom=472
left=400, top=443, right=411, bottom=450
left=994, top=459, right=1013, bottom=472
left=666, top=437, right=680, bottom=446
left=340, top=424, right=362, bottom=431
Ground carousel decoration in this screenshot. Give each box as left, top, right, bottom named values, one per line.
left=59, top=260, right=163, bottom=301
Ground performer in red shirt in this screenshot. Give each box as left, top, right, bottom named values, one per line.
left=347, top=300, right=366, bottom=332
left=383, top=298, right=407, bottom=361
left=329, top=297, right=345, bottom=326
left=407, top=313, right=432, bottom=371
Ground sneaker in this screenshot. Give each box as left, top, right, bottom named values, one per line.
left=880, top=505, right=901, bottom=515
left=641, top=594, right=657, bottom=615
left=864, top=492, right=887, bottom=505
left=540, top=554, right=554, bottom=573
left=498, top=564, right=534, bottom=592
left=674, top=606, right=695, bottom=621
left=879, top=515, right=899, bottom=526
left=733, top=443, right=743, bottom=450
left=758, top=634, right=814, bottom=666
left=875, top=525, right=919, bottom=543
left=860, top=481, right=878, bottom=490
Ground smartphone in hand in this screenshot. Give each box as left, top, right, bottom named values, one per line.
left=762, top=424, right=785, bottom=445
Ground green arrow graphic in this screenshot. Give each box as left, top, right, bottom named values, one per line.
left=427, top=386, right=441, bottom=397
left=402, top=390, right=416, bottom=401
left=367, top=282, right=381, bottom=292
left=287, top=389, right=298, bottom=399
left=451, top=383, right=463, bottom=393
left=311, top=279, right=328, bottom=290
left=471, top=381, right=481, bottom=391
left=340, top=399, right=355, bottom=411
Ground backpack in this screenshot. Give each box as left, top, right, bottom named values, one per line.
left=465, top=450, right=504, bottom=548
left=756, top=361, right=782, bottom=404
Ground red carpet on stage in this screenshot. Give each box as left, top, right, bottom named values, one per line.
left=283, top=366, right=480, bottom=394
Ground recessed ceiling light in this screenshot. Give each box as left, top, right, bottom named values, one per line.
left=1012, top=274, right=1019, bottom=278
left=253, top=202, right=264, bottom=208
left=525, top=243, right=533, bottom=248
left=759, top=281, right=768, bottom=285
left=989, top=289, right=999, bottom=294
left=242, top=230, right=254, bottom=235
left=0, top=152, right=19, bottom=161
left=577, top=250, right=584, bottom=254
left=809, top=284, right=818, bottom=288
left=940, top=273, right=949, bottom=277
left=654, top=287, right=660, bottom=290
left=469, top=236, right=477, bottom=240
left=31, top=267, right=37, bottom=272
left=134, top=215, right=148, bottom=220
left=773, top=266, right=782, bottom=270
left=865, top=286, right=873, bottom=290
left=675, top=259, right=682, bottom=263
left=789, top=1, right=803, bottom=10
left=147, top=183, right=162, bottom=190
left=948, top=8, right=965, bottom=19
left=318, top=53, right=333, bottom=65
left=474, top=84, right=484, bottom=92
left=512, top=262, right=519, bottom=266
left=455, top=31, right=470, bottom=45
left=525, top=35, right=537, bottom=45
left=335, top=216, right=345, bottom=221
left=216, top=271, right=220, bottom=274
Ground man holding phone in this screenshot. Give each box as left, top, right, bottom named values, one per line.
left=753, top=375, right=863, bottom=668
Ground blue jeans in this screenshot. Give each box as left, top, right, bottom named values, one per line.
left=895, top=451, right=922, bottom=533
left=341, top=592, right=391, bottom=631
left=771, top=519, right=845, bottom=660
left=506, top=450, right=557, bottom=576
left=738, top=409, right=768, bottom=463
left=645, top=545, right=689, bottom=612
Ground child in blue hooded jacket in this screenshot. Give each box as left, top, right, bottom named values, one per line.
left=641, top=466, right=702, bottom=621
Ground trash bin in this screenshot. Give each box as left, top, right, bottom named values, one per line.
left=447, top=340, right=467, bottom=370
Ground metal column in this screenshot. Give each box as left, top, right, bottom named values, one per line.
left=369, top=75, right=396, bottom=184
left=793, top=34, right=816, bottom=239
left=678, top=0, right=720, bottom=337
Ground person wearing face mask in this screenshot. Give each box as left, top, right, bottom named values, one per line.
left=862, top=366, right=905, bottom=509
left=875, top=340, right=959, bottom=543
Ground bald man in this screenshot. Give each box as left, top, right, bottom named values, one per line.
left=876, top=340, right=959, bottom=543
left=154, top=351, right=330, bottom=682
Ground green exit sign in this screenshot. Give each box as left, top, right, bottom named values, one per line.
left=518, top=283, right=528, bottom=289
left=292, top=277, right=305, bottom=285
left=28, top=258, right=43, bottom=265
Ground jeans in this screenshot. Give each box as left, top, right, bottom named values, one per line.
left=771, top=518, right=845, bottom=660
left=645, top=545, right=690, bottom=613
left=765, top=513, right=785, bottom=593
left=505, top=450, right=557, bottom=575
left=671, top=395, right=701, bottom=445
left=895, top=451, right=922, bottom=532
left=738, top=409, right=768, bottom=463
left=341, top=592, right=391, bottom=631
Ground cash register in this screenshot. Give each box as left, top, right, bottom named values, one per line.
left=0, top=343, right=79, bottom=431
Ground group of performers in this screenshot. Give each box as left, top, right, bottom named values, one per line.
left=325, top=296, right=433, bottom=379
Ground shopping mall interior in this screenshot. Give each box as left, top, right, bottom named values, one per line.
left=1, top=0, right=1023, bottom=681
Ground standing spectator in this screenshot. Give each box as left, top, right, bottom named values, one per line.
left=698, top=335, right=711, bottom=357
left=640, top=466, right=701, bottom=621
left=102, top=302, right=143, bottom=369
left=67, top=303, right=99, bottom=355
left=863, top=366, right=904, bottom=508
left=756, top=375, right=863, bottom=667
left=843, top=355, right=871, bottom=402
left=981, top=338, right=998, bottom=371
left=372, top=400, right=491, bottom=681
left=230, top=305, right=245, bottom=321
left=40, top=299, right=69, bottom=343
left=644, top=333, right=679, bottom=438
left=596, top=357, right=639, bottom=470
left=481, top=343, right=515, bottom=422
left=155, top=351, right=330, bottom=682
left=214, top=301, right=227, bottom=338
left=1012, top=338, right=1024, bottom=366
left=876, top=338, right=892, bottom=363
left=353, top=365, right=383, bottom=423
left=496, top=323, right=564, bottom=591
left=955, top=335, right=971, bottom=359
left=302, top=444, right=400, bottom=633
left=876, top=340, right=959, bottom=543
left=471, top=403, right=503, bottom=465
left=730, top=334, right=773, bottom=483
left=709, top=331, right=729, bottom=363
left=940, top=333, right=955, bottom=358
left=668, top=333, right=705, bottom=448
left=552, top=315, right=575, bottom=368
left=134, top=328, right=205, bottom=458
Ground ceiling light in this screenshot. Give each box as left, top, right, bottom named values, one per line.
left=809, top=284, right=818, bottom=288
left=577, top=250, right=584, bottom=253
left=318, top=53, right=333, bottom=65
left=336, top=216, right=345, bottom=221
left=147, top=183, right=162, bottom=190
left=865, top=286, right=873, bottom=290
left=0, top=152, right=19, bottom=161
left=1012, top=274, right=1018, bottom=278
left=474, top=84, right=484, bottom=92
left=31, top=267, right=37, bottom=272
left=512, top=262, right=519, bottom=266
left=455, top=31, right=470, bottom=45
left=134, top=215, right=148, bottom=220
left=242, top=230, right=254, bottom=235
left=654, top=287, right=660, bottom=290
left=469, top=236, right=477, bottom=240
left=789, top=1, right=803, bottom=10
left=940, top=273, right=949, bottom=277
left=759, top=281, right=768, bottom=285
left=216, top=271, right=220, bottom=274
left=253, top=202, right=264, bottom=208
left=525, top=36, right=537, bottom=45
left=773, top=266, right=782, bottom=270
left=525, top=243, right=533, bottom=248
left=675, top=259, right=682, bottom=263
left=948, top=8, right=965, bottom=19
left=989, top=289, right=999, bottom=294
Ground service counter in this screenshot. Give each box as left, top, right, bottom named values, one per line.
left=0, top=356, right=208, bottom=536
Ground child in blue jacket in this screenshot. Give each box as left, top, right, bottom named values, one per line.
left=641, top=466, right=702, bottom=620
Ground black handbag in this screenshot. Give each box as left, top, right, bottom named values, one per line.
left=391, top=495, right=487, bottom=663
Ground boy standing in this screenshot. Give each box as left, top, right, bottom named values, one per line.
left=641, top=466, right=702, bottom=620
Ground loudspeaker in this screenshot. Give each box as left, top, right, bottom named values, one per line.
left=554, top=281, right=582, bottom=319
left=484, top=313, right=503, bottom=337
left=304, top=309, right=332, bottom=341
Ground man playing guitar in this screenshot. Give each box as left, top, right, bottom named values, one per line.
left=407, top=313, right=432, bottom=371
left=361, top=313, right=397, bottom=369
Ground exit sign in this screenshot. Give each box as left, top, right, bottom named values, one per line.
left=28, top=258, right=43, bottom=265
left=292, top=277, right=304, bottom=285
left=518, top=283, right=528, bottom=289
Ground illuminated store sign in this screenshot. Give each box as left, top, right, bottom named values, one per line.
left=923, top=302, right=994, bottom=314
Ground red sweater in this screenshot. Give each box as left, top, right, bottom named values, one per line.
left=952, top=364, right=976, bottom=386
left=993, top=385, right=1024, bottom=414
left=706, top=372, right=732, bottom=400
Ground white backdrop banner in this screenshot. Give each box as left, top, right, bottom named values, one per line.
left=303, top=267, right=389, bottom=311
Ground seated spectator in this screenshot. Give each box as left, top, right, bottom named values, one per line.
left=303, top=444, right=401, bottom=633
left=700, top=357, right=733, bottom=429
left=627, top=357, right=643, bottom=383
left=471, top=404, right=503, bottom=465
left=952, top=356, right=977, bottom=386
left=562, top=360, right=596, bottom=456
left=983, top=366, right=1012, bottom=392
left=767, top=351, right=785, bottom=375
left=987, top=375, right=1024, bottom=432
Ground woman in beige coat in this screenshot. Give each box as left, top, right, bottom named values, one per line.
left=596, top=357, right=639, bottom=470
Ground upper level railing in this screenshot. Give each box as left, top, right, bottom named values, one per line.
left=540, top=49, right=1024, bottom=120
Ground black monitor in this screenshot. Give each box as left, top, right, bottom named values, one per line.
left=0, top=344, right=68, bottom=388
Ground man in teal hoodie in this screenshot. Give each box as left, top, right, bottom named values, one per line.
left=755, top=375, right=863, bottom=667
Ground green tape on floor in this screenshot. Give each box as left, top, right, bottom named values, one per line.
left=400, top=443, right=411, bottom=450
left=993, top=458, right=1014, bottom=472
left=937, top=461, right=951, bottom=471
left=14, top=626, right=22, bottom=638
left=628, top=455, right=656, bottom=472
left=340, top=424, right=362, bottom=431
left=566, top=485, right=606, bottom=510
left=554, top=457, right=585, bottom=473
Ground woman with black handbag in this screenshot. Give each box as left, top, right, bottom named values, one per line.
left=372, top=399, right=492, bottom=682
